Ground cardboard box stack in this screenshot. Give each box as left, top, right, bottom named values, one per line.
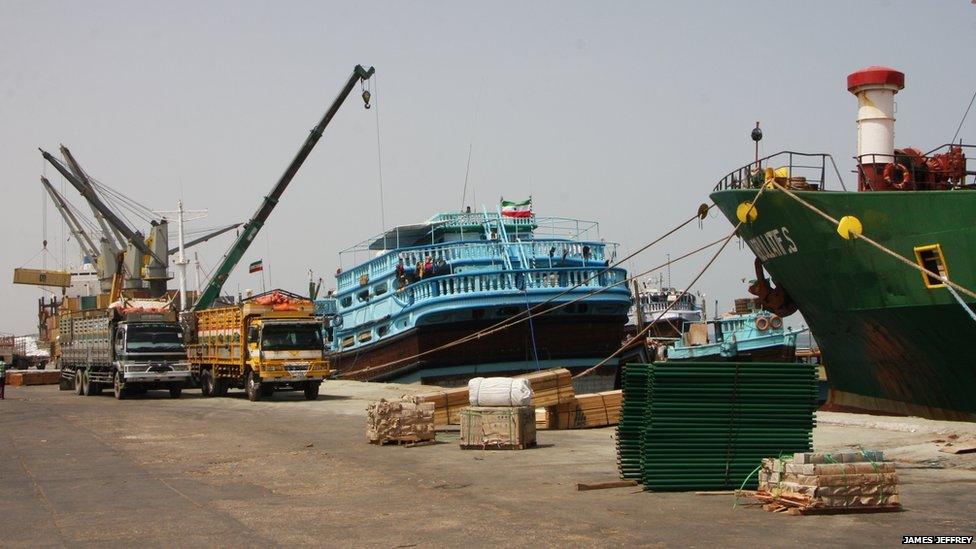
left=365, top=396, right=435, bottom=445
left=757, top=450, right=901, bottom=514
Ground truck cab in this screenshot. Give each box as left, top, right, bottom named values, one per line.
left=113, top=320, right=191, bottom=396
left=247, top=318, right=326, bottom=390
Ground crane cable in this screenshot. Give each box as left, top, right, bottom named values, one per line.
left=574, top=184, right=770, bottom=379
left=334, top=206, right=712, bottom=378
left=372, top=74, right=387, bottom=232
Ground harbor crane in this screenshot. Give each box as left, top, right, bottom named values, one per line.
left=192, top=64, right=375, bottom=311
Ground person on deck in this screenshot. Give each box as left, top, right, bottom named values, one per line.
left=423, top=256, right=433, bottom=276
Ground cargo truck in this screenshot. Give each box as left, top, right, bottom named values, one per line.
left=188, top=290, right=331, bottom=401
left=57, top=301, right=190, bottom=399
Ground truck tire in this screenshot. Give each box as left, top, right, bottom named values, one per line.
left=213, top=377, right=228, bottom=397
left=75, top=370, right=85, bottom=396
left=201, top=369, right=214, bottom=397
left=245, top=370, right=262, bottom=402
left=304, top=381, right=320, bottom=400
left=113, top=371, right=126, bottom=400
left=169, top=386, right=182, bottom=399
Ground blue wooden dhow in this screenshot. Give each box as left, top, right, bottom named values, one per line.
left=318, top=209, right=632, bottom=385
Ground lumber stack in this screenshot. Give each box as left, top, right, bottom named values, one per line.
left=365, top=396, right=435, bottom=445
left=756, top=451, right=901, bottom=514
left=616, top=364, right=651, bottom=480
left=4, top=370, right=60, bottom=386
left=545, top=390, right=622, bottom=429
left=418, top=368, right=575, bottom=426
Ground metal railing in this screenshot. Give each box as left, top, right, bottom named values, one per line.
left=857, top=143, right=976, bottom=188
left=336, top=239, right=611, bottom=290
left=713, top=151, right=845, bottom=192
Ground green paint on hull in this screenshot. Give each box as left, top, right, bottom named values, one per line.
left=710, top=188, right=976, bottom=421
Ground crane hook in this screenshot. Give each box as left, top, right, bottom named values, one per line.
left=362, top=89, right=371, bottom=109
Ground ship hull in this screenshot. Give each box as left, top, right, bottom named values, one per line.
left=711, top=188, right=976, bottom=421
left=331, top=314, right=626, bottom=384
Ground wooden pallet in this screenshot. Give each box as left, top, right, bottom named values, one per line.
left=370, top=437, right=435, bottom=447
left=460, top=442, right=537, bottom=451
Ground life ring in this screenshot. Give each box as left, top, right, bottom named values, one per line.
left=755, top=316, right=770, bottom=331
left=883, top=162, right=911, bottom=190
left=769, top=316, right=783, bottom=329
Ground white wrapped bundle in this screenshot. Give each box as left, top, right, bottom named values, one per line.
left=468, top=377, right=534, bottom=407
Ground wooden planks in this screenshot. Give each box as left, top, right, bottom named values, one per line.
left=544, top=390, right=622, bottom=429
left=4, top=370, right=61, bottom=386
left=418, top=368, right=575, bottom=426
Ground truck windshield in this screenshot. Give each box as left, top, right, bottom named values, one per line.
left=262, top=325, right=322, bottom=351
left=126, top=326, right=185, bottom=352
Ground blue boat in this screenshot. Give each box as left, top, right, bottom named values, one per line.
left=316, top=208, right=632, bottom=386
left=665, top=307, right=801, bottom=362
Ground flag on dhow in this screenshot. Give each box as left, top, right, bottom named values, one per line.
left=249, top=259, right=263, bottom=273
left=501, top=197, right=532, bottom=218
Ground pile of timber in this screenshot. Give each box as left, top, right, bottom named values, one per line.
left=4, top=370, right=60, bottom=386
left=543, top=390, right=622, bottom=429
left=365, top=396, right=435, bottom=445
left=755, top=451, right=901, bottom=515
left=418, top=368, right=575, bottom=426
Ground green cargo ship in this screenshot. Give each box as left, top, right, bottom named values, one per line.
left=710, top=67, right=976, bottom=421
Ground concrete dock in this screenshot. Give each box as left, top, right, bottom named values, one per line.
left=1, top=382, right=974, bottom=547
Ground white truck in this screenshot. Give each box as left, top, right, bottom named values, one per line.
left=57, top=301, right=191, bottom=399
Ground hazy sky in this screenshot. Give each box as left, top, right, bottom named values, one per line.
left=1, top=1, right=974, bottom=334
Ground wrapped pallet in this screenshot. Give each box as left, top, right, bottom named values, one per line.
left=757, top=451, right=901, bottom=514
left=366, top=396, right=435, bottom=445
left=459, top=406, right=536, bottom=450
left=468, top=377, right=533, bottom=406
left=418, top=368, right=575, bottom=426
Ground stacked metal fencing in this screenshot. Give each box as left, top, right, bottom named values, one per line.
left=616, top=361, right=817, bottom=491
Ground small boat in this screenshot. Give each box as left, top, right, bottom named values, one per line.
left=665, top=305, right=800, bottom=362
left=629, top=278, right=703, bottom=338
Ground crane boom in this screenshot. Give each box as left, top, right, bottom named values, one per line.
left=40, top=149, right=155, bottom=259
left=167, top=223, right=241, bottom=255
left=59, top=145, right=126, bottom=253
left=192, top=64, right=375, bottom=311
left=40, top=176, right=99, bottom=259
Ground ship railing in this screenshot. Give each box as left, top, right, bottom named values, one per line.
left=857, top=143, right=976, bottom=188
left=337, top=239, right=612, bottom=290
left=399, top=267, right=627, bottom=306
left=713, top=151, right=845, bottom=192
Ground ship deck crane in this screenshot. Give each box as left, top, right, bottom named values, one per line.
left=192, top=64, right=375, bottom=311
left=40, top=176, right=99, bottom=260
left=59, top=145, right=126, bottom=253
left=40, top=149, right=154, bottom=259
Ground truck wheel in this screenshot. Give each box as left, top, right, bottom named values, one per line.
left=169, top=386, right=182, bottom=399
left=113, top=371, right=126, bottom=400
left=304, top=382, right=320, bottom=400
left=201, top=369, right=214, bottom=397
left=213, top=377, right=228, bottom=397
left=245, top=370, right=262, bottom=402
left=75, top=370, right=85, bottom=395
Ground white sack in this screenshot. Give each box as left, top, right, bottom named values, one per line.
left=468, top=377, right=534, bottom=407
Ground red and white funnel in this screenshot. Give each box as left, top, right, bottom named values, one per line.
left=847, top=66, right=905, bottom=162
